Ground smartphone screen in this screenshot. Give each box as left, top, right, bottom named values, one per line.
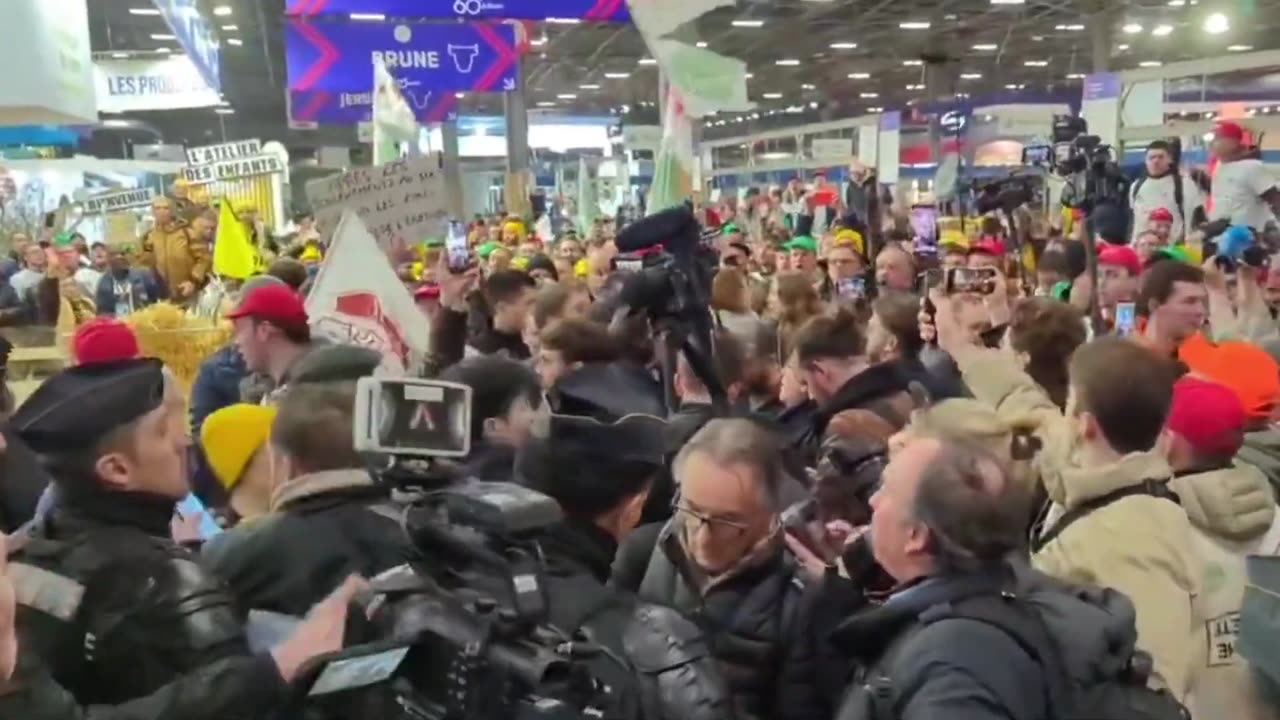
left=836, top=277, right=866, bottom=299
left=177, top=494, right=223, bottom=539
left=445, top=221, right=469, bottom=273
left=1114, top=302, right=1137, bottom=337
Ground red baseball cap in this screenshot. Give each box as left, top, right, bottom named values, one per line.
left=1148, top=208, right=1174, bottom=223
left=1166, top=376, right=1247, bottom=457
left=1097, top=244, right=1142, bottom=277
left=1215, top=121, right=1247, bottom=142
left=226, top=283, right=309, bottom=330
left=73, top=318, right=140, bottom=366
left=969, top=237, right=1006, bottom=257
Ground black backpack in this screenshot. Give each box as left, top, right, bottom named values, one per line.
left=913, top=591, right=1191, bottom=720
left=1031, top=479, right=1181, bottom=553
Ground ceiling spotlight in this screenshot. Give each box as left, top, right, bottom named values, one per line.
left=455, top=92, right=466, bottom=98
left=604, top=72, right=631, bottom=78
left=213, top=5, right=232, bottom=16
left=638, top=58, right=658, bottom=65
left=215, top=108, right=235, bottom=115
left=537, top=101, right=557, bottom=107
left=867, top=106, right=884, bottom=112
left=1152, top=24, right=1174, bottom=36
left=1065, top=73, right=1086, bottom=79
left=1004, top=83, right=1025, bottom=89
left=860, top=92, right=879, bottom=98
left=156, top=47, right=171, bottom=53
left=150, top=33, right=175, bottom=40
left=696, top=41, right=708, bottom=48
left=1228, top=44, right=1254, bottom=52
left=960, top=72, right=982, bottom=79
left=809, top=101, right=819, bottom=109
left=731, top=19, right=765, bottom=27
left=1055, top=24, right=1085, bottom=31
left=1204, top=12, right=1229, bottom=34
left=905, top=84, right=924, bottom=90
left=763, top=92, right=783, bottom=99
left=557, top=93, right=578, bottom=99
left=899, top=21, right=931, bottom=29
left=221, top=24, right=238, bottom=31
left=111, top=52, right=129, bottom=58
left=776, top=59, right=801, bottom=66
left=128, top=7, right=161, bottom=15
left=1117, top=44, right=1131, bottom=51
left=990, top=0, right=1026, bottom=4
left=1123, top=23, right=1143, bottom=34
left=801, top=83, right=816, bottom=90
left=1023, top=60, right=1048, bottom=67
left=744, top=73, right=754, bottom=79
left=830, top=42, right=857, bottom=49
left=579, top=84, right=600, bottom=90
left=530, top=37, right=547, bottom=46
left=972, top=43, right=998, bottom=51
left=1139, top=60, right=1163, bottom=67
left=1167, top=0, right=1185, bottom=4
left=848, top=72, right=871, bottom=79
left=903, top=59, right=923, bottom=66
left=226, top=38, right=243, bottom=46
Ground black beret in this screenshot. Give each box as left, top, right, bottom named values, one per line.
left=11, top=358, right=165, bottom=454
left=286, top=344, right=382, bottom=385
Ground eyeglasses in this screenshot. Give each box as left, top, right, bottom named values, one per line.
left=675, top=503, right=751, bottom=537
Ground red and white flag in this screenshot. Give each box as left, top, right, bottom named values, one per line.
left=305, top=210, right=429, bottom=374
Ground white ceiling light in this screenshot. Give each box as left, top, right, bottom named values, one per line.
left=696, top=41, right=708, bottom=48
left=221, top=24, right=238, bottom=31
left=1168, top=0, right=1185, bottom=5
left=128, top=7, right=161, bottom=15
left=1066, top=73, right=1086, bottom=79
left=848, top=72, right=871, bottom=79
left=455, top=92, right=466, bottom=98
left=579, top=84, right=600, bottom=90
left=537, top=101, right=556, bottom=107
left=557, top=93, right=578, bottom=99
left=731, top=19, right=765, bottom=27
left=1055, top=24, right=1085, bottom=31
left=213, top=5, right=232, bottom=16
left=215, top=108, right=235, bottom=115
left=1204, top=12, right=1229, bottom=34
left=744, top=72, right=754, bottom=78
left=899, top=21, right=931, bottom=29
left=801, top=83, right=816, bottom=90
left=1117, top=43, right=1131, bottom=51
left=776, top=59, right=801, bottom=66
left=156, top=47, right=171, bottom=53
left=150, top=33, right=175, bottom=40
left=1152, top=24, right=1174, bottom=36
left=604, top=72, right=630, bottom=78
left=638, top=58, right=657, bottom=65
left=1228, top=44, right=1254, bottom=52
left=1024, top=60, right=1048, bottom=67
left=350, top=12, right=385, bottom=20
left=111, top=52, right=129, bottom=58
left=763, top=92, right=783, bottom=99
left=905, top=84, right=924, bottom=90
left=960, top=72, right=982, bottom=79
left=990, top=0, right=1025, bottom=4
left=830, top=42, right=857, bottom=49
left=1004, top=83, right=1025, bottom=89
left=867, top=106, right=884, bottom=112
left=1139, top=60, right=1163, bottom=67
left=973, top=43, right=998, bottom=51
left=902, top=59, right=923, bottom=66
left=226, top=38, right=243, bottom=46
left=1123, top=23, right=1143, bottom=34
left=860, top=92, right=879, bottom=98
left=545, top=17, right=581, bottom=24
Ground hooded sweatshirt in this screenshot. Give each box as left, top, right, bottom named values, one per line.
left=1171, top=463, right=1280, bottom=720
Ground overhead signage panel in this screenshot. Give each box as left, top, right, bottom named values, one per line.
left=286, top=21, right=517, bottom=125
left=285, top=0, right=630, bottom=22
left=151, top=0, right=222, bottom=93
left=94, top=57, right=221, bottom=113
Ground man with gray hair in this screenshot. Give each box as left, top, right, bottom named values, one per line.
left=614, top=418, right=824, bottom=720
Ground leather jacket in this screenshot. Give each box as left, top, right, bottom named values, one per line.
left=11, top=486, right=249, bottom=706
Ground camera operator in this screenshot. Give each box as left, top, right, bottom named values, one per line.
left=439, top=355, right=543, bottom=482
left=516, top=413, right=730, bottom=720
left=203, top=346, right=414, bottom=617
left=4, top=359, right=251, bottom=705
left=1130, top=140, right=1205, bottom=244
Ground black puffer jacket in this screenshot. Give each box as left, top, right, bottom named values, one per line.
left=202, top=470, right=413, bottom=616
left=618, top=520, right=826, bottom=720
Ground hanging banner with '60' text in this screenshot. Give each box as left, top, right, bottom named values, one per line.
left=287, top=20, right=518, bottom=125
left=286, top=0, right=630, bottom=22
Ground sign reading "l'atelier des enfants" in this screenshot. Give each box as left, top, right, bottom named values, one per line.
left=182, top=139, right=285, bottom=184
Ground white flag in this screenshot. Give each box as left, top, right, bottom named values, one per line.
left=305, top=210, right=429, bottom=374
left=372, top=56, right=417, bottom=166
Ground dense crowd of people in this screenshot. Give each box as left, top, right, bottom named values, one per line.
left=1, top=119, right=1280, bottom=720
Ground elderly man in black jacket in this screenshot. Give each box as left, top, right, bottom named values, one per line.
left=613, top=418, right=825, bottom=720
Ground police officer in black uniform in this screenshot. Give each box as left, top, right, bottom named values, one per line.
left=5, top=358, right=254, bottom=706
left=516, top=412, right=730, bottom=720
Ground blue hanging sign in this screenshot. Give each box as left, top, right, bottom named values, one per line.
left=151, top=0, right=222, bottom=93
left=287, top=20, right=518, bottom=124
left=286, top=0, right=630, bottom=22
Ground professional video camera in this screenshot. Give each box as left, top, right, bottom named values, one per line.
left=612, top=205, right=727, bottom=413
left=289, top=377, right=624, bottom=720
left=1048, top=115, right=1129, bottom=210
left=972, top=175, right=1038, bottom=215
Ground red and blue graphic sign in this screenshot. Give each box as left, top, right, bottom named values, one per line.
left=287, top=20, right=520, bottom=124
left=286, top=0, right=630, bottom=22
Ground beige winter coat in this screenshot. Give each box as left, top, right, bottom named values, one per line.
left=1173, top=464, right=1280, bottom=720
left=953, top=346, right=1205, bottom=701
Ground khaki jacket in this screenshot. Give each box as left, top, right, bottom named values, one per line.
left=1173, top=464, right=1280, bottom=720
left=141, top=222, right=210, bottom=298
left=953, top=346, right=1204, bottom=701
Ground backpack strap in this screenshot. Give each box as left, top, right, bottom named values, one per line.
left=1032, top=478, right=1181, bottom=553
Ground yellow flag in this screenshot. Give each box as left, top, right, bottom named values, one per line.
left=213, top=201, right=259, bottom=280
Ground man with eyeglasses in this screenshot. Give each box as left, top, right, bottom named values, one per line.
left=615, top=418, right=824, bottom=720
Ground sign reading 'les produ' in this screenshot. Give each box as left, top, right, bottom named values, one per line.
left=286, top=21, right=518, bottom=125
left=94, top=57, right=221, bottom=113
left=183, top=140, right=285, bottom=184
left=285, top=0, right=630, bottom=22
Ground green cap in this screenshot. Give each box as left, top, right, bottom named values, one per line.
left=721, top=222, right=740, bottom=236
left=784, top=235, right=818, bottom=254
left=53, top=232, right=75, bottom=248
left=477, top=241, right=501, bottom=259
left=1154, top=245, right=1191, bottom=264
left=1051, top=280, right=1072, bottom=302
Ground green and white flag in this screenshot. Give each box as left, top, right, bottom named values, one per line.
left=372, top=57, right=417, bottom=166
